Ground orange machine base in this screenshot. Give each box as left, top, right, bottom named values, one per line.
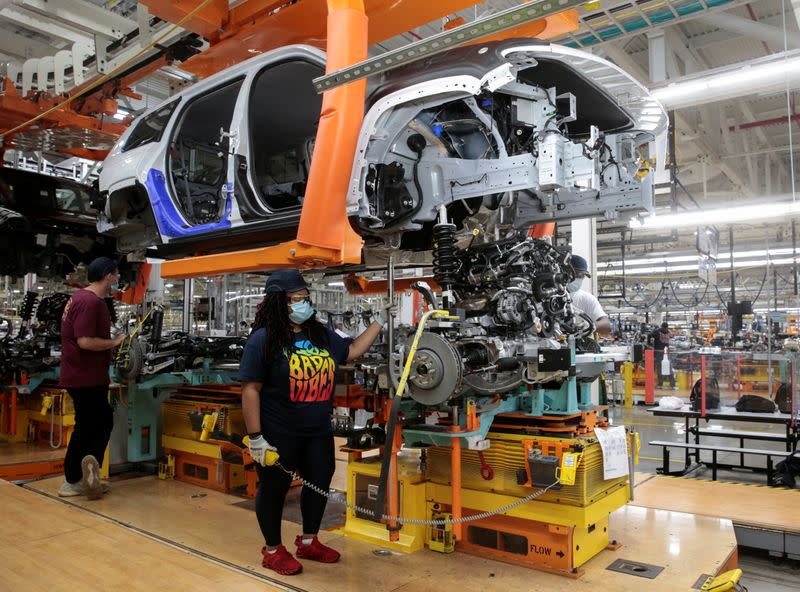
left=0, top=458, right=65, bottom=481
left=454, top=508, right=605, bottom=579
left=165, top=449, right=247, bottom=494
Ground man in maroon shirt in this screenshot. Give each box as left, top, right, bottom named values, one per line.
left=58, top=256, right=125, bottom=499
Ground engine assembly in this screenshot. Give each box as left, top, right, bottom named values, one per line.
left=116, top=307, right=246, bottom=380
left=0, top=292, right=72, bottom=381
left=397, top=231, right=592, bottom=407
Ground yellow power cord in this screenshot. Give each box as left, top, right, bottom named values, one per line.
left=115, top=305, right=158, bottom=367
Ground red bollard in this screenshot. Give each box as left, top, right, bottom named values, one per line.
left=736, top=355, right=742, bottom=398
left=645, top=348, right=655, bottom=405
left=700, top=355, right=707, bottom=417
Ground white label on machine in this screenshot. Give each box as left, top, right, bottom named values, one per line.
left=594, top=426, right=629, bottom=480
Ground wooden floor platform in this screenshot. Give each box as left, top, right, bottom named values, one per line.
left=632, top=473, right=800, bottom=534
left=0, top=480, right=279, bottom=592
left=12, top=475, right=738, bottom=591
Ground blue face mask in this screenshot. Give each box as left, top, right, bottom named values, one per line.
left=289, top=300, right=314, bottom=324
left=568, top=279, right=583, bottom=293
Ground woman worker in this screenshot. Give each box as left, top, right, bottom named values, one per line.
left=238, top=269, right=388, bottom=575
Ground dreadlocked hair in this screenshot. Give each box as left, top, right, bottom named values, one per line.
left=252, top=291, right=329, bottom=362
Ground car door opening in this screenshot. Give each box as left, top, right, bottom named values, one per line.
left=168, top=79, right=243, bottom=226
left=246, top=60, right=325, bottom=213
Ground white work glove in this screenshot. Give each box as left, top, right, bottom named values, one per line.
left=247, top=435, right=277, bottom=466
left=373, top=302, right=396, bottom=328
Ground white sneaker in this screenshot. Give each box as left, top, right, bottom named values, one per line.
left=81, top=455, right=102, bottom=500
left=58, top=480, right=84, bottom=497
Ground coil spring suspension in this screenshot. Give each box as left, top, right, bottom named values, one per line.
left=19, top=291, right=38, bottom=322
left=15, top=291, right=39, bottom=338
left=432, top=223, right=458, bottom=289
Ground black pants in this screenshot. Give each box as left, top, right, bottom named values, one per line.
left=64, top=386, right=114, bottom=484
left=255, top=432, right=335, bottom=547
left=654, top=351, right=676, bottom=387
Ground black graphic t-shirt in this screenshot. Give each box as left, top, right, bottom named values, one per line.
left=238, top=325, right=352, bottom=436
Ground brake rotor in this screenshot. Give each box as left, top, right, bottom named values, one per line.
left=404, top=332, right=462, bottom=405
left=116, top=338, right=144, bottom=380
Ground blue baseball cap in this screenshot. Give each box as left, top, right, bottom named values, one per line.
left=265, top=269, right=308, bottom=293
left=87, top=256, right=120, bottom=282
left=570, top=254, right=591, bottom=278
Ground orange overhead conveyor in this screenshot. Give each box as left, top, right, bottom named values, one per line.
left=0, top=79, right=130, bottom=161
left=158, top=0, right=579, bottom=279
left=162, top=0, right=370, bottom=279
left=144, top=0, right=579, bottom=78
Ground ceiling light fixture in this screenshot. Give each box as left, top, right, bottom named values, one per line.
left=160, top=66, right=198, bottom=83
left=604, top=247, right=797, bottom=268
left=650, top=50, right=800, bottom=109
left=599, top=256, right=797, bottom=277
left=630, top=200, right=800, bottom=230
left=112, top=108, right=130, bottom=121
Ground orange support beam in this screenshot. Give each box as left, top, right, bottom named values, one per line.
left=117, top=262, right=153, bottom=306
left=142, top=0, right=229, bottom=42
left=161, top=0, right=368, bottom=279
left=528, top=223, right=556, bottom=239
left=144, top=0, right=579, bottom=78
left=343, top=273, right=441, bottom=295
left=451, top=428, right=463, bottom=541
left=387, top=424, right=402, bottom=541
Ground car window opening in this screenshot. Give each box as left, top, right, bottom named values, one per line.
left=123, top=101, right=179, bottom=153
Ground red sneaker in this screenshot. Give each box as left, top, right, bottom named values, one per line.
left=294, top=535, right=340, bottom=563
left=261, top=545, right=303, bottom=575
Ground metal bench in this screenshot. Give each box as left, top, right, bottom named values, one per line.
left=688, top=428, right=788, bottom=443
left=649, top=440, right=793, bottom=484
left=688, top=427, right=790, bottom=468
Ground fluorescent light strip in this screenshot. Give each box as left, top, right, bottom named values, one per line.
left=607, top=307, right=800, bottom=316
left=631, top=201, right=800, bottom=229
left=650, top=51, right=800, bottom=109
left=599, top=257, right=798, bottom=277
left=603, top=248, right=798, bottom=269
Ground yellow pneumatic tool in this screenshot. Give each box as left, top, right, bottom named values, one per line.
left=242, top=435, right=280, bottom=467
left=199, top=412, right=219, bottom=442
left=699, top=569, right=745, bottom=591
